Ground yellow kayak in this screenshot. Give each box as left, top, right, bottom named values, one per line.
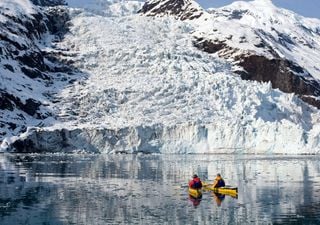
left=203, top=183, right=238, bottom=198
left=188, top=188, right=202, bottom=199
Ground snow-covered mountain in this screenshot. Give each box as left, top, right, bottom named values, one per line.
left=1, top=0, right=320, bottom=154
left=194, top=0, right=320, bottom=108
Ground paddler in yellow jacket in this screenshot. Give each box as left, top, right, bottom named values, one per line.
left=212, top=173, right=225, bottom=188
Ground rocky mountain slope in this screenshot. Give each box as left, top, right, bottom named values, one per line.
left=0, top=0, right=72, bottom=139
left=198, top=0, right=320, bottom=108
left=1, top=0, right=320, bottom=154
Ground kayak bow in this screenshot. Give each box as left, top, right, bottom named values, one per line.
left=188, top=188, right=202, bottom=199
left=203, top=182, right=238, bottom=198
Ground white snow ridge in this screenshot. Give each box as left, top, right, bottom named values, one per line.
left=1, top=0, right=320, bottom=154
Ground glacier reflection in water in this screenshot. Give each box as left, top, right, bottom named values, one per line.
left=0, top=154, right=320, bottom=224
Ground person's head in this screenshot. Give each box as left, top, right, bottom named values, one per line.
left=193, top=174, right=198, bottom=179
left=217, top=173, right=221, bottom=177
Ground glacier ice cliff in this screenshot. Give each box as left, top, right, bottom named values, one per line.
left=1, top=0, right=320, bottom=154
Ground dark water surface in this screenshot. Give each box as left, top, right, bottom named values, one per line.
left=0, top=154, right=320, bottom=224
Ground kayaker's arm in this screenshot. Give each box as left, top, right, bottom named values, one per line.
left=202, top=182, right=208, bottom=187
left=212, top=179, right=218, bottom=188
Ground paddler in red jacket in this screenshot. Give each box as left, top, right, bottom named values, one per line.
left=189, top=174, right=202, bottom=189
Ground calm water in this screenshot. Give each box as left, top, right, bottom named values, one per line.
left=0, top=154, right=320, bottom=225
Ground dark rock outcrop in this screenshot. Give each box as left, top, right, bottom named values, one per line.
left=30, top=0, right=67, bottom=7
left=45, top=6, right=70, bottom=38
left=138, top=0, right=204, bottom=20
left=193, top=38, right=227, bottom=54
left=300, top=96, right=320, bottom=109
left=17, top=51, right=47, bottom=71
left=237, top=55, right=320, bottom=97
left=0, top=91, right=41, bottom=117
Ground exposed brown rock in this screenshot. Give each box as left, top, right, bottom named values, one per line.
left=193, top=38, right=227, bottom=53
left=300, top=96, right=320, bottom=109
left=237, top=55, right=320, bottom=97
left=193, top=38, right=320, bottom=109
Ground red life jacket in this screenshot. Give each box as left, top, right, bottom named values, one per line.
left=189, top=177, right=202, bottom=189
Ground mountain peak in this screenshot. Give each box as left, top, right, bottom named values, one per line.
left=253, top=0, right=273, bottom=4
left=138, top=0, right=204, bottom=20
left=250, top=0, right=276, bottom=8
left=226, top=0, right=276, bottom=10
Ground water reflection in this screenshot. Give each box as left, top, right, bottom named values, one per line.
left=213, top=193, right=225, bottom=207
left=0, top=154, right=319, bottom=224
left=189, top=195, right=202, bottom=207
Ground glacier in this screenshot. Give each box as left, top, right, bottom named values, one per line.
left=1, top=0, right=320, bottom=154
